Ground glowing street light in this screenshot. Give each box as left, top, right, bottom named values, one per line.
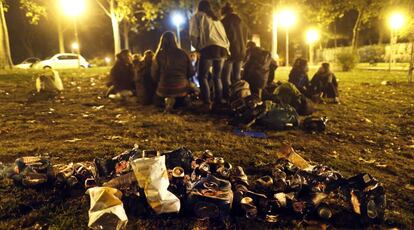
left=60, top=0, right=86, bottom=68
left=60, top=0, right=86, bottom=17
left=105, top=57, right=111, bottom=65
left=306, top=28, right=320, bottom=66
left=71, top=42, right=79, bottom=51
left=388, top=12, right=406, bottom=71
left=171, top=13, right=185, bottom=48
left=278, top=9, right=297, bottom=66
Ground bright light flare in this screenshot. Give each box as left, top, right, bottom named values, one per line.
left=278, top=9, right=297, bottom=29
left=105, top=57, right=111, bottom=64
left=388, top=12, right=405, bottom=30
left=171, top=13, right=185, bottom=27
left=71, top=42, right=79, bottom=50
left=306, top=28, right=320, bottom=44
left=60, top=0, right=86, bottom=17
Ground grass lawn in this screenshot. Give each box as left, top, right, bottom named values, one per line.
left=0, top=67, right=413, bottom=229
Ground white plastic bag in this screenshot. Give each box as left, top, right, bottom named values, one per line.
left=36, top=70, right=64, bottom=93
left=131, top=152, right=180, bottom=214
left=85, top=187, right=128, bottom=230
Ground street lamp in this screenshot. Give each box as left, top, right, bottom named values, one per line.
left=71, top=42, right=79, bottom=52
left=172, top=13, right=185, bottom=48
left=278, top=9, right=297, bottom=66
left=272, top=12, right=278, bottom=59
left=60, top=0, right=86, bottom=68
left=306, top=28, right=320, bottom=66
left=388, top=12, right=405, bottom=71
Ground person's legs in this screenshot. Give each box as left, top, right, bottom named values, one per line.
left=231, top=60, right=242, bottom=83
left=212, top=59, right=225, bottom=104
left=222, top=59, right=233, bottom=100
left=198, top=56, right=213, bottom=104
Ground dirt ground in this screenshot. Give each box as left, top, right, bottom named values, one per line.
left=0, top=67, right=413, bottom=229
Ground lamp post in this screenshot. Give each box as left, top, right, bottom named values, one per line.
left=306, top=28, right=320, bottom=66
left=388, top=12, right=405, bottom=71
left=272, top=12, right=278, bottom=59
left=279, top=9, right=297, bottom=66
left=172, top=13, right=185, bottom=48
left=60, top=0, right=85, bottom=68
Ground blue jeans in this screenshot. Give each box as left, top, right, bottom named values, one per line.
left=198, top=57, right=225, bottom=104
left=222, top=60, right=242, bottom=99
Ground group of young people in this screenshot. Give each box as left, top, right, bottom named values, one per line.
left=106, top=0, right=340, bottom=113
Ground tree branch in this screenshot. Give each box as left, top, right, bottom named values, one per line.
left=95, top=0, right=111, bottom=17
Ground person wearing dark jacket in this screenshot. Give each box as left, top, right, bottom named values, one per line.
left=243, top=41, right=274, bottom=99
left=151, top=32, right=194, bottom=111
left=288, top=58, right=310, bottom=94
left=106, top=49, right=135, bottom=97
left=135, top=50, right=155, bottom=105
left=221, top=2, right=246, bottom=99
left=309, top=63, right=339, bottom=103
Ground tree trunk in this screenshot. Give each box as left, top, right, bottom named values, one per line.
left=351, top=9, right=363, bottom=52
left=408, top=41, right=414, bottom=83
left=122, top=21, right=129, bottom=50
left=111, top=14, right=121, bottom=55
left=0, top=2, right=13, bottom=69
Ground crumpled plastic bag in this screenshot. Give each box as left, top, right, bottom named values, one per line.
left=131, top=154, right=180, bottom=214
left=86, top=187, right=128, bottom=230
left=36, top=70, right=64, bottom=93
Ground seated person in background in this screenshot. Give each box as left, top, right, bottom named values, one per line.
left=309, top=63, right=339, bottom=104
left=135, top=50, right=155, bottom=105
left=151, top=32, right=195, bottom=112
left=243, top=41, right=274, bottom=100
left=132, top=54, right=142, bottom=66
left=106, top=49, right=135, bottom=98
left=288, top=58, right=310, bottom=95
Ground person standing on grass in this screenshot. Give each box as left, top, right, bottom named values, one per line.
left=288, top=58, right=310, bottom=95
left=220, top=2, right=247, bottom=100
left=309, top=63, right=340, bottom=104
left=151, top=32, right=195, bottom=112
left=190, top=0, right=230, bottom=111
left=106, top=49, right=135, bottom=97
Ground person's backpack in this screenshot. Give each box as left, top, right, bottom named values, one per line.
left=231, top=95, right=267, bottom=128
left=243, top=47, right=273, bottom=90
left=256, top=102, right=299, bottom=130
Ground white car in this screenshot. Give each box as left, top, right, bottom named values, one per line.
left=33, top=53, right=90, bottom=69
left=14, top=58, right=40, bottom=69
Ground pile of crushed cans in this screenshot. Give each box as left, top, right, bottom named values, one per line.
left=4, top=145, right=386, bottom=228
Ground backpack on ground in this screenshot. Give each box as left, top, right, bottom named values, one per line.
left=256, top=102, right=299, bottom=130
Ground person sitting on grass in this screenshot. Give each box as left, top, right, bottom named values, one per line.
left=309, top=62, right=340, bottom=104
left=151, top=32, right=195, bottom=112
left=106, top=49, right=135, bottom=99
left=135, top=50, right=155, bottom=105
left=288, top=58, right=310, bottom=95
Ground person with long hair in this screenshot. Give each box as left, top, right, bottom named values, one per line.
left=288, top=58, right=310, bottom=94
left=151, top=32, right=194, bottom=111
left=190, top=0, right=230, bottom=111
left=106, top=49, right=135, bottom=97
left=309, top=63, right=339, bottom=103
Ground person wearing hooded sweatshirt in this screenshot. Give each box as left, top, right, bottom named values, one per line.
left=220, top=2, right=247, bottom=99
left=190, top=0, right=230, bottom=111
left=309, top=63, right=339, bottom=103
left=106, top=49, right=135, bottom=97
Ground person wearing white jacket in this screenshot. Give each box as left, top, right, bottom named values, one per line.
left=190, top=0, right=230, bottom=111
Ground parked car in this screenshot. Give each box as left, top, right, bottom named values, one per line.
left=14, top=57, right=41, bottom=69
left=33, top=53, right=90, bottom=69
